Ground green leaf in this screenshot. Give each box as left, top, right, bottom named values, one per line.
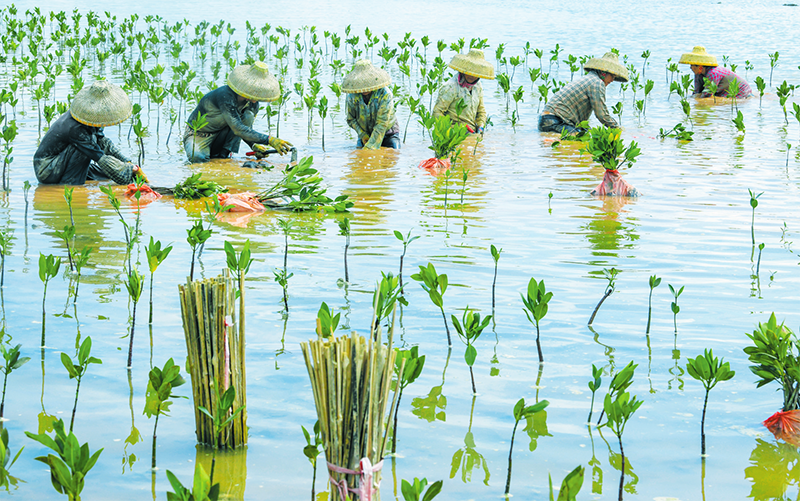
left=465, top=345, right=477, bottom=367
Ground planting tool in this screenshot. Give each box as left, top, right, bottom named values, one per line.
left=246, top=146, right=298, bottom=165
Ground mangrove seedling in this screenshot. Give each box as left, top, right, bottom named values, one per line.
left=452, top=308, right=491, bottom=394
left=686, top=349, right=735, bottom=455
left=669, top=284, right=684, bottom=332
left=411, top=262, right=451, bottom=345
left=548, top=465, right=584, bottom=501
left=597, top=361, right=638, bottom=425
left=125, top=269, right=144, bottom=368
left=744, top=313, right=800, bottom=411
left=146, top=238, right=173, bottom=323
left=198, top=379, right=245, bottom=484
left=188, top=112, right=209, bottom=160
left=372, top=271, right=407, bottom=334
left=338, top=217, right=350, bottom=282
left=25, top=419, right=103, bottom=501
left=301, top=421, right=323, bottom=501
left=54, top=225, right=76, bottom=272
left=749, top=189, right=763, bottom=248
left=224, top=240, right=253, bottom=299
left=521, top=277, right=552, bottom=363
left=165, top=463, right=220, bottom=501
left=703, top=77, right=718, bottom=103
left=582, top=127, right=641, bottom=172
left=588, top=268, right=618, bottom=326
left=100, top=185, right=133, bottom=270
left=394, top=228, right=420, bottom=292
left=39, top=253, right=61, bottom=345
left=186, top=220, right=212, bottom=282
left=0, top=343, right=29, bottom=418
left=505, top=398, right=549, bottom=496
left=600, top=390, right=643, bottom=501
left=490, top=245, right=502, bottom=312
left=71, top=247, right=91, bottom=302
left=0, top=230, right=10, bottom=288
left=728, top=78, right=741, bottom=111
left=646, top=275, right=661, bottom=334
left=755, top=76, right=766, bottom=107
left=392, top=346, right=425, bottom=453
left=769, top=51, right=779, bottom=87
left=401, top=477, right=443, bottom=501
left=0, top=427, right=23, bottom=490
left=657, top=123, right=694, bottom=141
left=61, top=337, right=101, bottom=433
left=315, top=302, right=340, bottom=338
left=144, top=358, right=185, bottom=469
left=426, top=115, right=468, bottom=161
left=460, top=166, right=469, bottom=205
left=63, top=186, right=75, bottom=228
left=777, top=81, right=791, bottom=125
left=587, top=364, right=602, bottom=423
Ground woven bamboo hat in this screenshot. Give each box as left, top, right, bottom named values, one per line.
left=70, top=80, right=132, bottom=127
left=678, top=46, right=718, bottom=67
left=449, top=49, right=495, bottom=80
left=228, top=61, right=280, bottom=102
left=341, top=60, right=391, bottom=93
left=584, top=52, right=629, bottom=82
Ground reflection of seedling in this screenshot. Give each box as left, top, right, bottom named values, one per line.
left=124, top=270, right=144, bottom=368
left=505, top=398, right=549, bottom=496
left=144, top=358, right=185, bottom=469
left=521, top=277, right=552, bottom=363
left=646, top=275, right=661, bottom=334
left=668, top=284, right=684, bottom=332
left=61, top=336, right=101, bottom=432
left=411, top=263, right=451, bottom=345
left=198, top=379, right=245, bottom=483
left=165, top=463, right=220, bottom=501
left=0, top=343, right=29, bottom=419
left=732, top=110, right=745, bottom=135
left=588, top=267, right=618, bottom=326
left=392, top=346, right=425, bottom=453
left=686, top=349, right=734, bottom=455
left=452, top=307, right=491, bottom=394
left=587, top=364, right=602, bottom=423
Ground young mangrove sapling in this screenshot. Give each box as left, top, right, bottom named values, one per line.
left=301, top=421, right=323, bottom=501
left=61, top=336, right=101, bottom=432
left=315, top=302, right=340, bottom=338
left=165, top=463, right=220, bottom=501
left=38, top=253, right=61, bottom=346
left=71, top=246, right=91, bottom=303
left=338, top=217, right=350, bottom=282
left=144, top=358, right=185, bottom=469
left=0, top=343, right=29, bottom=418
left=394, top=228, right=420, bottom=293
left=125, top=269, right=144, bottom=368
left=186, top=220, right=211, bottom=282
left=521, top=277, right=552, bottom=363
left=392, top=346, right=425, bottom=453
left=146, top=238, right=173, bottom=324
left=587, top=364, right=602, bottom=423
left=401, top=477, right=443, bottom=501
left=597, top=361, right=637, bottom=426
left=372, top=272, right=407, bottom=335
left=686, top=349, right=734, bottom=455
left=452, top=308, right=491, bottom=394
left=646, top=274, right=661, bottom=334
left=601, top=388, right=643, bottom=501
left=668, top=284, right=684, bottom=333
left=588, top=267, right=618, bottom=326
left=198, top=379, right=245, bottom=484
left=505, top=398, right=549, bottom=496
left=490, top=244, right=502, bottom=312
left=411, top=262, right=451, bottom=345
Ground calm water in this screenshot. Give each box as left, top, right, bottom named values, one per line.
left=3, top=1, right=800, bottom=499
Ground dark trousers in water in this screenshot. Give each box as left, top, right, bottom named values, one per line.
left=356, top=133, right=401, bottom=149
left=184, top=112, right=255, bottom=162
left=538, top=114, right=586, bottom=135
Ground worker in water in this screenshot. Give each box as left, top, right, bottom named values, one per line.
left=433, top=49, right=494, bottom=134
left=538, top=51, right=628, bottom=135
left=343, top=60, right=401, bottom=149
left=184, top=61, right=292, bottom=162
left=34, top=80, right=147, bottom=185
left=679, top=46, right=752, bottom=98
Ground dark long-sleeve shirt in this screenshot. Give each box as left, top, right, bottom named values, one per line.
left=186, top=85, right=270, bottom=146
left=35, top=113, right=112, bottom=165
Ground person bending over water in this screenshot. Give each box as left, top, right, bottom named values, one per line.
left=34, top=81, right=146, bottom=185
left=679, top=46, right=752, bottom=99
left=343, top=60, right=401, bottom=150
left=184, top=61, right=292, bottom=163
left=538, top=51, right=628, bottom=135
left=433, top=49, right=494, bottom=134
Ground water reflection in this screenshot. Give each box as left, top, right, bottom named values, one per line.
left=341, top=148, right=400, bottom=224
left=580, top=196, right=639, bottom=258
left=597, top=426, right=639, bottom=497
left=411, top=348, right=450, bottom=423
left=195, top=445, right=248, bottom=500
left=745, top=438, right=800, bottom=501
left=449, top=395, right=489, bottom=485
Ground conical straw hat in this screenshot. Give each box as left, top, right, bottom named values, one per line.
left=70, top=80, right=132, bottom=127
left=678, top=46, right=718, bottom=67
left=228, top=61, right=280, bottom=102
left=584, top=52, right=629, bottom=82
left=341, top=60, right=391, bottom=93
left=449, top=49, right=495, bottom=80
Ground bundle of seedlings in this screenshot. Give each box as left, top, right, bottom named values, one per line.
left=256, top=156, right=353, bottom=212
left=178, top=269, right=247, bottom=448
left=301, top=306, right=400, bottom=501
left=582, top=126, right=641, bottom=197
left=168, top=173, right=229, bottom=199
left=418, top=115, right=468, bottom=172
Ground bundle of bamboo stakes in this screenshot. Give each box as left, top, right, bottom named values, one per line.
left=301, top=314, right=401, bottom=501
left=179, top=269, right=247, bottom=447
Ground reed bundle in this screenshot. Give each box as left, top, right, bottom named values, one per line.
left=179, top=269, right=247, bottom=447
left=301, top=314, right=401, bottom=501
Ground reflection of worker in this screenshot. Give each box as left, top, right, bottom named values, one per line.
left=184, top=61, right=292, bottom=162
left=433, top=49, right=494, bottom=134
left=343, top=60, right=401, bottom=150
left=34, top=81, right=145, bottom=185
left=679, top=46, right=752, bottom=99
left=539, top=52, right=628, bottom=135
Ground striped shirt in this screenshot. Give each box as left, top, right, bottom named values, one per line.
left=543, top=72, right=618, bottom=128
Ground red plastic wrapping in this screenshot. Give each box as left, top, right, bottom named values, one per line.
left=591, top=169, right=640, bottom=197
left=419, top=157, right=451, bottom=174
left=764, top=410, right=800, bottom=446
left=123, top=183, right=162, bottom=204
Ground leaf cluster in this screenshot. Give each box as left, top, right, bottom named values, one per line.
left=451, top=308, right=491, bottom=367
left=411, top=263, right=447, bottom=308
left=513, top=397, right=549, bottom=423
left=521, top=277, right=552, bottom=327
left=60, top=337, right=101, bottom=382
left=686, top=349, right=735, bottom=391
left=166, top=463, right=219, bottom=501
left=582, top=126, right=641, bottom=171
left=423, top=115, right=468, bottom=159
left=744, top=313, right=800, bottom=410
left=144, top=358, right=186, bottom=418
left=258, top=157, right=353, bottom=212
left=173, top=173, right=228, bottom=200
left=316, top=302, right=340, bottom=338
left=401, top=477, right=443, bottom=501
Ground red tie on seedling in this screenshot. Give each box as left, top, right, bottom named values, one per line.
left=327, top=457, right=383, bottom=501
left=764, top=410, right=800, bottom=446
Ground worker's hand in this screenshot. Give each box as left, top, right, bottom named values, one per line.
left=268, top=136, right=293, bottom=155
left=252, top=143, right=270, bottom=159
left=133, top=165, right=149, bottom=184
left=477, top=126, right=485, bottom=134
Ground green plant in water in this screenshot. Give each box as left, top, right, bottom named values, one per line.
left=25, top=418, right=103, bottom=501
left=392, top=346, right=425, bottom=453
left=63, top=186, right=75, bottom=227
left=301, top=421, right=323, bottom=501
left=600, top=389, right=643, bottom=501
left=198, top=379, right=245, bottom=484
left=587, top=364, right=603, bottom=423
left=754, top=76, right=766, bottom=107
left=424, top=115, right=468, bottom=160
left=459, top=166, right=469, bottom=205
left=777, top=81, right=791, bottom=125
left=520, top=277, right=552, bottom=363
left=100, top=185, right=133, bottom=271
left=146, top=238, right=173, bottom=323
left=0, top=343, right=29, bottom=419
left=505, top=398, right=549, bottom=496
left=452, top=307, right=491, bottom=394
left=646, top=274, right=661, bottom=334
left=372, top=271, right=407, bottom=334
left=657, top=123, right=694, bottom=141
left=144, top=358, right=185, bottom=469
left=124, top=269, right=144, bottom=368
left=686, top=349, right=734, bottom=455
left=338, top=217, right=351, bottom=282
left=401, top=477, right=443, bottom=501
left=744, top=313, right=800, bottom=411
left=703, top=77, right=718, bottom=103
left=668, top=284, right=684, bottom=332
left=61, top=337, right=101, bottom=433
left=411, top=262, right=451, bottom=345
left=39, top=253, right=61, bottom=346
left=186, top=220, right=212, bottom=282
left=0, top=426, right=23, bottom=490
left=188, top=112, right=209, bottom=160
left=768, top=51, right=779, bottom=87
left=394, top=228, right=420, bottom=293
left=490, top=245, right=502, bottom=312
left=71, top=247, right=91, bottom=303
left=54, top=225, right=76, bottom=272
left=548, top=465, right=584, bottom=501
left=165, top=463, right=219, bottom=501
left=224, top=239, right=253, bottom=299
left=581, top=127, right=641, bottom=171
left=588, top=267, right=618, bottom=326
left=596, top=361, right=637, bottom=425
left=0, top=230, right=11, bottom=288
left=728, top=78, right=741, bottom=111
left=315, top=302, right=340, bottom=338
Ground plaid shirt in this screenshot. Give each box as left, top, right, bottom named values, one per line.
left=544, top=72, right=618, bottom=128
left=345, top=87, right=399, bottom=149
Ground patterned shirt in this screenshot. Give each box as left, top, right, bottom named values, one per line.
left=345, top=87, right=400, bottom=149
left=433, top=75, right=487, bottom=130
left=694, top=66, right=752, bottom=98
left=544, top=72, right=618, bottom=128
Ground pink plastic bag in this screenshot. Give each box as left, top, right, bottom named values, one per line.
left=419, top=157, right=451, bottom=175
left=591, top=169, right=639, bottom=197
left=764, top=410, right=800, bottom=446
left=123, top=184, right=162, bottom=204
left=217, top=192, right=265, bottom=212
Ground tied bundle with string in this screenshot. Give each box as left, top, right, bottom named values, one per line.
left=582, top=126, right=641, bottom=197
left=301, top=305, right=403, bottom=501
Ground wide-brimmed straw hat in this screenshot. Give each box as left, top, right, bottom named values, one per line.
left=678, top=46, right=718, bottom=67
left=449, top=49, right=495, bottom=80
left=341, top=60, right=391, bottom=93
left=584, top=52, right=629, bottom=82
left=70, top=80, right=132, bottom=127
left=228, top=61, right=280, bottom=102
